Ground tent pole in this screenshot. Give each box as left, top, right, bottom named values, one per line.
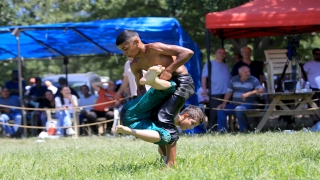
left=12, top=28, right=27, bottom=137
left=206, top=29, right=212, bottom=131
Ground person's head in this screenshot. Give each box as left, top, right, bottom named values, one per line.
left=35, top=77, right=42, bottom=87
left=215, top=48, right=226, bottom=62
left=241, top=47, right=252, bottom=60
left=177, top=105, right=204, bottom=131
left=238, top=66, right=251, bottom=80
left=44, top=90, right=54, bottom=101
left=60, top=85, right=71, bottom=97
left=12, top=70, right=18, bottom=81
left=58, top=77, right=67, bottom=86
left=44, top=80, right=52, bottom=87
left=1, top=87, right=10, bottom=99
left=107, top=80, right=117, bottom=92
left=116, top=30, right=142, bottom=58
left=312, top=48, right=320, bottom=61
left=29, top=78, right=36, bottom=85
left=80, top=85, right=90, bottom=96
left=233, top=53, right=243, bottom=63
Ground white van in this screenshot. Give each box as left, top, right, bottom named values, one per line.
left=42, top=72, right=102, bottom=96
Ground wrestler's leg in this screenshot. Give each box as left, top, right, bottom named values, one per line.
left=116, top=125, right=161, bottom=143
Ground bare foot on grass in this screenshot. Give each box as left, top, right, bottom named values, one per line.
left=115, top=125, right=132, bottom=135
left=139, top=65, right=165, bottom=85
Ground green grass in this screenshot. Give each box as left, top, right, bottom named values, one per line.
left=1, top=132, right=320, bottom=179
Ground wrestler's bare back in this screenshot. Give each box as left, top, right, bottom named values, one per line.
left=130, top=43, right=188, bottom=76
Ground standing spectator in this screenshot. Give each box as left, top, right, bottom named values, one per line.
left=5, top=70, right=26, bottom=97
left=217, top=66, right=264, bottom=132
left=78, top=85, right=98, bottom=134
left=116, top=59, right=150, bottom=100
left=44, top=80, right=58, bottom=94
left=89, top=80, right=121, bottom=134
left=231, top=47, right=264, bottom=84
left=201, top=48, right=231, bottom=131
left=233, top=53, right=243, bottom=64
left=304, top=48, right=320, bottom=124
left=55, top=77, right=79, bottom=99
left=0, top=87, right=22, bottom=137
left=54, top=86, right=77, bottom=136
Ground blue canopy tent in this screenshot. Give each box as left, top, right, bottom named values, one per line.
left=0, top=17, right=202, bottom=106
left=1, top=17, right=203, bottom=136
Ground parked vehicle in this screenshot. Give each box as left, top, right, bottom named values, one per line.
left=42, top=72, right=103, bottom=96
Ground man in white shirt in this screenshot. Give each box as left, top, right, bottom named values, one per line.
left=44, top=80, right=58, bottom=94
left=116, top=59, right=150, bottom=100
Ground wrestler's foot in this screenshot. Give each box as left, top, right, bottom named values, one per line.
left=139, top=65, right=165, bottom=85
left=115, top=125, right=132, bottom=135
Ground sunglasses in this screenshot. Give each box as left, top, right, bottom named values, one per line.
left=314, top=53, right=320, bottom=56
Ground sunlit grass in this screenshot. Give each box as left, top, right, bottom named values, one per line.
left=1, top=132, right=320, bottom=179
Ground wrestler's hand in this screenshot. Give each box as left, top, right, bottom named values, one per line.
left=160, top=70, right=172, bottom=80
left=115, top=92, right=121, bottom=100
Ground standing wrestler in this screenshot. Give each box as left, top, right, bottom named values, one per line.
left=116, top=30, right=195, bottom=166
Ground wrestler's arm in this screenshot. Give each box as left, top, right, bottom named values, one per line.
left=149, top=43, right=194, bottom=76
left=130, top=63, right=146, bottom=96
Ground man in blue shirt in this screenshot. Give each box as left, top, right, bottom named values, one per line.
left=0, top=87, right=22, bottom=137
left=29, top=77, right=48, bottom=102
left=217, top=66, right=264, bottom=132
left=5, top=70, right=26, bottom=97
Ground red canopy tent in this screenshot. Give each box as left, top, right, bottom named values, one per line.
left=206, top=0, right=320, bottom=39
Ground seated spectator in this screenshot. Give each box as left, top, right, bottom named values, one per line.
left=25, top=78, right=36, bottom=95
left=5, top=70, right=26, bottom=97
left=78, top=85, right=98, bottom=134
left=55, top=77, right=79, bottom=99
left=231, top=47, right=264, bottom=84
left=0, top=87, right=22, bottom=137
left=217, top=66, right=264, bottom=132
left=54, top=86, right=77, bottom=136
left=29, top=77, right=48, bottom=103
left=88, top=80, right=121, bottom=134
left=39, top=90, right=56, bottom=127
left=44, top=80, right=58, bottom=94
left=197, top=87, right=209, bottom=116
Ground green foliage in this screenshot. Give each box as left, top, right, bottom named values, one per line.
left=1, top=133, right=320, bottom=179
left=0, top=0, right=319, bottom=86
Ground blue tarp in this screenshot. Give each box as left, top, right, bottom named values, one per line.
left=0, top=17, right=201, bottom=105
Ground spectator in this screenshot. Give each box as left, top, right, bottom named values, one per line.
left=54, top=86, right=77, bottom=136
left=0, top=87, right=22, bottom=137
left=5, top=70, right=26, bottom=97
left=233, top=53, right=243, bottom=64
left=25, top=78, right=36, bottom=95
left=231, top=47, right=264, bottom=84
left=201, top=48, right=231, bottom=131
left=116, top=59, right=150, bottom=101
left=44, top=80, right=58, bottom=94
left=29, top=77, right=48, bottom=103
left=197, top=87, right=209, bottom=126
left=217, top=66, right=264, bottom=132
left=303, top=48, right=320, bottom=124
left=39, top=90, right=56, bottom=127
left=78, top=85, right=98, bottom=134
left=55, top=77, right=79, bottom=99
left=89, top=80, right=121, bottom=134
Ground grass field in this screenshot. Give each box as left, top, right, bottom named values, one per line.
left=1, top=132, right=320, bottom=180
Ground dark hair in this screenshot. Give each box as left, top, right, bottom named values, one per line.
left=45, top=90, right=53, bottom=94
left=116, top=30, right=139, bottom=46
left=312, top=48, right=320, bottom=55
left=180, top=105, right=204, bottom=123
left=80, top=85, right=89, bottom=90
left=59, top=85, right=71, bottom=105
left=234, top=53, right=243, bottom=59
